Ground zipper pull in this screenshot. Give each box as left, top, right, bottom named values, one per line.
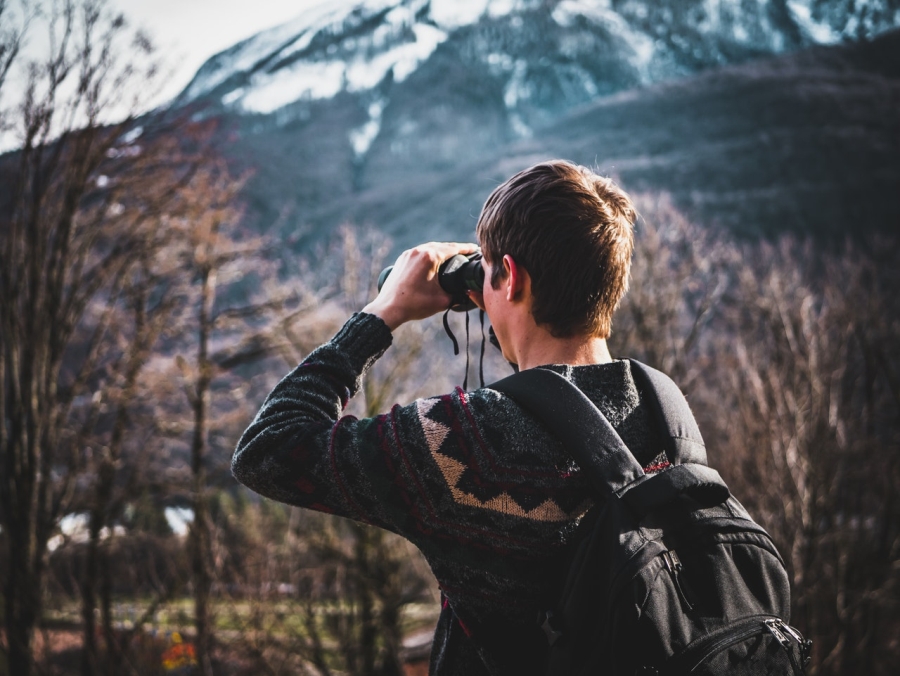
left=663, top=550, right=694, bottom=612
left=765, top=619, right=810, bottom=674
left=773, top=619, right=813, bottom=667
left=764, top=619, right=791, bottom=650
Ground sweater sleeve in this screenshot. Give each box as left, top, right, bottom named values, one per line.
left=233, top=311, right=591, bottom=555
left=232, top=312, right=401, bottom=527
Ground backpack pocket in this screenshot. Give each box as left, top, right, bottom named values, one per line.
left=620, top=534, right=810, bottom=675
left=653, top=615, right=812, bottom=675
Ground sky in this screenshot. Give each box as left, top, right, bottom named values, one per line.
left=115, top=0, right=317, bottom=107
left=0, top=0, right=309, bottom=149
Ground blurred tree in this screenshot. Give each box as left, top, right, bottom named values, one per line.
left=0, top=0, right=162, bottom=675
left=213, top=227, right=445, bottom=676
left=172, top=162, right=249, bottom=676
left=612, top=196, right=900, bottom=675
left=164, top=158, right=327, bottom=675
left=610, top=193, right=729, bottom=389
left=77, top=235, right=188, bottom=676
left=0, top=1, right=210, bottom=674
left=708, top=236, right=900, bottom=676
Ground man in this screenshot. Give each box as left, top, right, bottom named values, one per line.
left=232, top=160, right=665, bottom=675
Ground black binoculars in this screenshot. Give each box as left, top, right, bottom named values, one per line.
left=377, top=251, right=484, bottom=312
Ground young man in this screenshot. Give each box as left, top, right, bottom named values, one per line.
left=232, top=160, right=664, bottom=675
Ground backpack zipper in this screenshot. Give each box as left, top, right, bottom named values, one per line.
left=776, top=619, right=813, bottom=665
left=662, top=550, right=694, bottom=612
left=765, top=618, right=811, bottom=674
left=764, top=618, right=792, bottom=650
left=660, top=615, right=806, bottom=675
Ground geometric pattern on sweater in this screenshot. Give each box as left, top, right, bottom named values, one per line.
left=417, top=397, right=590, bottom=522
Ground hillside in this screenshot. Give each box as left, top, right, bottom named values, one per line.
left=203, top=27, right=899, bottom=249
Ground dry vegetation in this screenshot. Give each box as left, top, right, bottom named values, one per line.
left=5, top=186, right=897, bottom=676
left=1, top=3, right=898, bottom=676
left=613, top=195, right=900, bottom=675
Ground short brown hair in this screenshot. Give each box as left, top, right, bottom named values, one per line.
left=476, top=160, right=635, bottom=339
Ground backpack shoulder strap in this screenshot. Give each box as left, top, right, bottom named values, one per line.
left=490, top=364, right=729, bottom=513
left=490, top=367, right=644, bottom=498
left=627, top=360, right=707, bottom=465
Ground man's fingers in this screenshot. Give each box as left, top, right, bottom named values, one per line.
left=363, top=242, right=480, bottom=329
left=450, top=242, right=479, bottom=254
left=399, top=242, right=479, bottom=278
left=424, top=241, right=479, bottom=259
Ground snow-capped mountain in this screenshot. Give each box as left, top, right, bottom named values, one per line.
left=182, top=0, right=898, bottom=151
left=172, top=0, right=900, bottom=249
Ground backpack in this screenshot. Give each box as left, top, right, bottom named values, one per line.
left=491, top=360, right=812, bottom=676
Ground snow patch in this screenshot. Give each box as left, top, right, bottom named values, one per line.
left=238, top=19, right=446, bottom=113
left=187, top=0, right=395, bottom=99
left=732, top=21, right=749, bottom=42
left=349, top=98, right=387, bottom=158
left=229, top=7, right=447, bottom=113
left=165, top=507, right=194, bottom=537
left=487, top=0, right=536, bottom=18
left=430, top=0, right=491, bottom=29
left=502, top=59, right=533, bottom=138
left=241, top=62, right=345, bottom=112
left=120, top=126, right=143, bottom=143
left=503, top=59, right=530, bottom=109
left=186, top=0, right=553, bottom=113
left=787, top=0, right=840, bottom=44
left=222, top=87, right=245, bottom=106
left=553, top=0, right=656, bottom=83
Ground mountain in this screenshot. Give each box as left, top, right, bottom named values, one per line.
left=174, top=0, right=900, bottom=248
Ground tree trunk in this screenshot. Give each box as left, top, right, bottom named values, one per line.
left=4, top=518, right=39, bottom=676
left=81, top=451, right=118, bottom=676
left=80, top=524, right=99, bottom=676
left=100, top=540, right=117, bottom=676
left=191, top=261, right=216, bottom=676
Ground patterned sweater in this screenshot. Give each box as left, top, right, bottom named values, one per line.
left=232, top=312, right=663, bottom=675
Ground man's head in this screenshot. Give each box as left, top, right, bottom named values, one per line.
left=475, top=160, right=636, bottom=339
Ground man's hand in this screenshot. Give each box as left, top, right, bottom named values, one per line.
left=362, top=242, right=478, bottom=331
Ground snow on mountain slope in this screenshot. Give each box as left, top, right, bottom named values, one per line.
left=182, top=0, right=899, bottom=115
left=183, top=0, right=531, bottom=113
left=172, top=0, right=899, bottom=246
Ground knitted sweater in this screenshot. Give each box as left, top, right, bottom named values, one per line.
left=232, top=312, right=663, bottom=675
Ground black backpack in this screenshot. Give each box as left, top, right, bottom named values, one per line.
left=491, top=360, right=812, bottom=675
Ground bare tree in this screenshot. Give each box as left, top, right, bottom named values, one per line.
left=163, top=163, right=247, bottom=676
left=209, top=227, right=445, bottom=676
left=77, top=248, right=186, bottom=676
left=705, top=235, right=900, bottom=675
left=611, top=195, right=900, bottom=673
left=162, top=159, right=336, bottom=675
left=610, top=193, right=729, bottom=389
left=0, top=2, right=197, bottom=673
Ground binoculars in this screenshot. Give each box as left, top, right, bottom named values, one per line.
left=377, top=251, right=485, bottom=312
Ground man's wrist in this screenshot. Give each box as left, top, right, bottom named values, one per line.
left=330, top=312, right=394, bottom=374
left=361, top=299, right=405, bottom=331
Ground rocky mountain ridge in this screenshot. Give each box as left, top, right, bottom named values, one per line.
left=173, top=1, right=900, bottom=249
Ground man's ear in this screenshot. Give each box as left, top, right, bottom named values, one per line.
left=502, top=255, right=528, bottom=302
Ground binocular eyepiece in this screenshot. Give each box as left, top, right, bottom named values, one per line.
left=377, top=251, right=485, bottom=312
